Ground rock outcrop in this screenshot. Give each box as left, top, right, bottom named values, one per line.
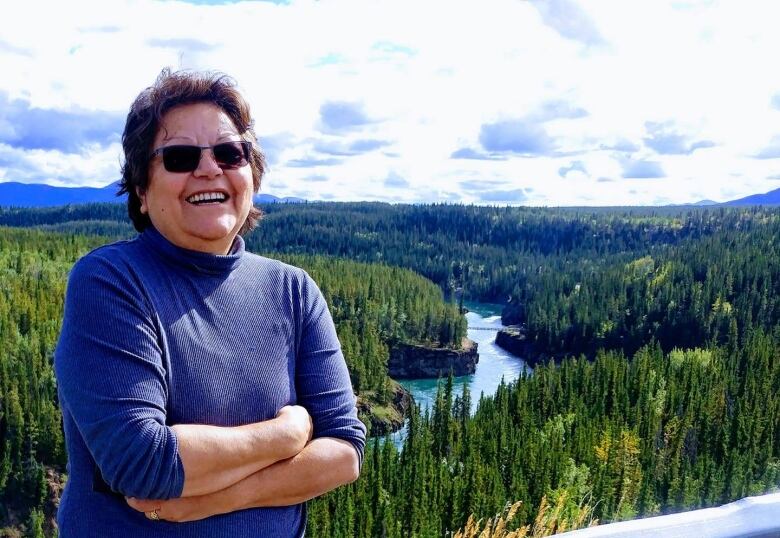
left=388, top=338, right=479, bottom=379
left=495, top=325, right=562, bottom=367
left=494, top=326, right=532, bottom=357
left=357, top=380, right=413, bottom=436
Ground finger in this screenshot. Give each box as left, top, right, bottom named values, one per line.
left=144, top=509, right=162, bottom=521
left=126, top=497, right=158, bottom=512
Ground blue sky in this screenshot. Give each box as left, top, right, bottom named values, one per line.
left=1, top=0, right=780, bottom=205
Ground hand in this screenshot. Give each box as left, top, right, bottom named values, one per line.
left=126, top=495, right=223, bottom=523
left=275, top=405, right=313, bottom=453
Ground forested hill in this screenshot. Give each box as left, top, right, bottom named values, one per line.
left=0, top=226, right=463, bottom=536
left=311, top=334, right=780, bottom=537
left=3, top=203, right=780, bottom=363
left=0, top=201, right=727, bottom=301
left=276, top=253, right=466, bottom=394
left=2, top=203, right=780, bottom=536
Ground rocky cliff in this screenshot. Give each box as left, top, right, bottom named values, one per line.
left=357, top=380, right=413, bottom=436
left=495, top=326, right=563, bottom=367
left=388, top=338, right=479, bottom=379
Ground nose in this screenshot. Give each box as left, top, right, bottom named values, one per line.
left=193, top=148, right=223, bottom=178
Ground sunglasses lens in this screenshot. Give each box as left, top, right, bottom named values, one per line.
left=158, top=142, right=249, bottom=172
left=213, top=142, right=249, bottom=169
left=162, top=146, right=202, bottom=173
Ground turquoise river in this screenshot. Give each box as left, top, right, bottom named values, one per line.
left=389, top=302, right=530, bottom=445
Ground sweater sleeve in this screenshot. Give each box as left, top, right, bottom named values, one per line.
left=54, top=253, right=184, bottom=500
left=294, top=270, right=367, bottom=467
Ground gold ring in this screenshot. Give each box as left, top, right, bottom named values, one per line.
left=148, top=509, right=160, bottom=521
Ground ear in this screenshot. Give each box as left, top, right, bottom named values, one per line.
left=136, top=187, right=148, bottom=215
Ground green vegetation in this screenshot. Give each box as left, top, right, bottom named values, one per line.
left=8, top=202, right=776, bottom=361
left=0, top=229, right=106, bottom=537
left=1, top=203, right=779, bottom=536
left=309, top=336, right=780, bottom=536
left=0, top=225, right=462, bottom=534
left=276, top=253, right=466, bottom=394
left=502, top=210, right=780, bottom=360
left=0, top=202, right=712, bottom=309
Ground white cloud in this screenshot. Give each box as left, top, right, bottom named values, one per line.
left=1, top=0, right=779, bottom=205
left=0, top=142, right=122, bottom=186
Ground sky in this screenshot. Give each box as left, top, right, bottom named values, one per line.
left=1, top=0, right=780, bottom=206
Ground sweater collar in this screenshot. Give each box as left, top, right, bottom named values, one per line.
left=140, top=226, right=244, bottom=275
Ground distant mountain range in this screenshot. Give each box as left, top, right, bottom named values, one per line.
left=686, top=199, right=719, bottom=206
left=1, top=181, right=780, bottom=208
left=719, top=187, right=780, bottom=206
left=0, top=181, right=305, bottom=207
left=686, top=187, right=780, bottom=206
left=0, top=181, right=126, bottom=206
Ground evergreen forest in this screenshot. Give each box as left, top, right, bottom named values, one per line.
left=0, top=202, right=778, bottom=536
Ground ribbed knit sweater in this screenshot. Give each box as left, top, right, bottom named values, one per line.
left=54, top=227, right=366, bottom=537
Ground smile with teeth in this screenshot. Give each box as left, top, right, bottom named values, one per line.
left=186, top=192, right=229, bottom=205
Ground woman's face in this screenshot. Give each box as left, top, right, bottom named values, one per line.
left=140, top=102, right=255, bottom=254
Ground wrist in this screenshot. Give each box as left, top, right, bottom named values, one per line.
left=275, top=415, right=307, bottom=458
left=279, top=412, right=306, bottom=459
left=206, top=484, right=240, bottom=516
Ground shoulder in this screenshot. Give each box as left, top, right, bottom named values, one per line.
left=67, top=236, right=147, bottom=294
left=72, top=237, right=141, bottom=270
left=241, top=252, right=313, bottom=284
left=239, top=253, right=325, bottom=310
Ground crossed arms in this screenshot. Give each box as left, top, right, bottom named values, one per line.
left=126, top=407, right=361, bottom=522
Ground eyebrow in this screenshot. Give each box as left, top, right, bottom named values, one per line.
left=161, top=132, right=242, bottom=143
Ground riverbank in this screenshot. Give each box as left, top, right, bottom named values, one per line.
left=366, top=307, right=531, bottom=438
left=360, top=336, right=478, bottom=435
left=387, top=337, right=479, bottom=378
left=495, top=326, right=565, bottom=367
left=356, top=379, right=413, bottom=436
left=388, top=309, right=529, bottom=447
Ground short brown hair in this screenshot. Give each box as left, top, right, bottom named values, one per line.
left=118, top=68, right=266, bottom=233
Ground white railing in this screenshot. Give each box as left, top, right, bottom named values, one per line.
left=555, top=492, right=780, bottom=538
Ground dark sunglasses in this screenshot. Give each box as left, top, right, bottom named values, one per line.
left=149, top=141, right=252, bottom=173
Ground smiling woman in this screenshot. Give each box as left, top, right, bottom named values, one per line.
left=119, top=69, right=266, bottom=241
left=140, top=103, right=255, bottom=254
left=53, top=69, right=365, bottom=538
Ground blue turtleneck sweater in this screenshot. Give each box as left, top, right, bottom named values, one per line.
left=54, top=227, right=366, bottom=537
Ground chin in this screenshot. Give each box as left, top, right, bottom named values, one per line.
left=186, top=227, right=234, bottom=244
left=192, top=218, right=239, bottom=238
